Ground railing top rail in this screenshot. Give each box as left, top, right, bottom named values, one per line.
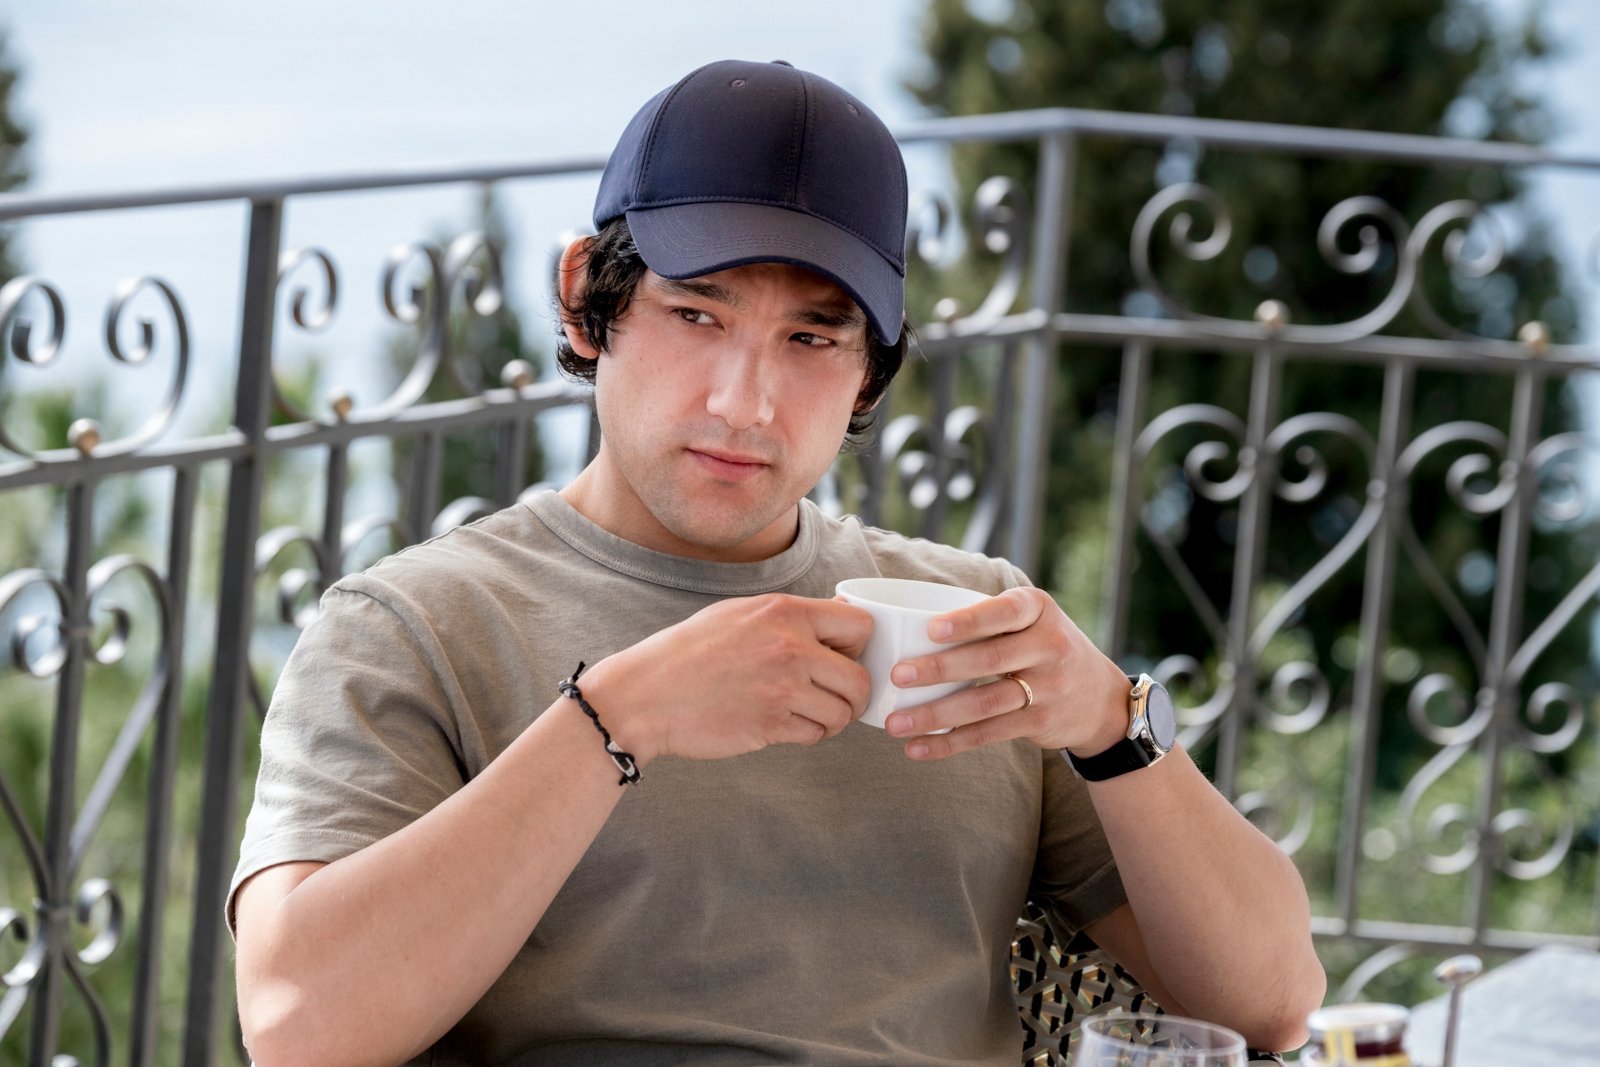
left=5, top=106, right=1600, bottom=222
left=0, top=153, right=611, bottom=221
left=891, top=106, right=1600, bottom=168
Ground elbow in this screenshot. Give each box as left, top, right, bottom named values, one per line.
left=240, top=986, right=333, bottom=1067
left=240, top=1000, right=309, bottom=1067
left=240, top=982, right=377, bottom=1067
left=1237, top=953, right=1327, bottom=1053
left=1239, top=1014, right=1312, bottom=1057
left=240, top=977, right=435, bottom=1067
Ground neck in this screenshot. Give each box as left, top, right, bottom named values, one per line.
left=558, top=461, right=802, bottom=564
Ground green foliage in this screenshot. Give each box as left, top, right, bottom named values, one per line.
left=908, top=0, right=1598, bottom=1008
left=0, top=27, right=28, bottom=282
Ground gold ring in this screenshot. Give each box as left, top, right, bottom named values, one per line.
left=1007, top=673, right=1035, bottom=709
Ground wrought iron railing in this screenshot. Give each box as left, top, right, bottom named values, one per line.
left=0, top=106, right=1596, bottom=1065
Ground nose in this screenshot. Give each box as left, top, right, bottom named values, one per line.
left=704, top=346, right=776, bottom=431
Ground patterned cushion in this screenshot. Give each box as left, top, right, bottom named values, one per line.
left=1011, top=900, right=1286, bottom=1065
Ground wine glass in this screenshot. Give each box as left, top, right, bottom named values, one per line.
left=1072, top=1012, right=1248, bottom=1067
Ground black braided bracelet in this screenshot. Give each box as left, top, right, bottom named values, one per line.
left=557, top=662, right=641, bottom=786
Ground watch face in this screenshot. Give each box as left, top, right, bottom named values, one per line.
left=1145, top=681, right=1178, bottom=750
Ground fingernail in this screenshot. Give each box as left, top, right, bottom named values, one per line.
left=930, top=620, right=953, bottom=640
left=891, top=663, right=917, bottom=685
left=886, top=713, right=908, bottom=736
left=907, top=742, right=929, bottom=759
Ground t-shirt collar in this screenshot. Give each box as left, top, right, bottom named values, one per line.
left=525, top=489, right=822, bottom=596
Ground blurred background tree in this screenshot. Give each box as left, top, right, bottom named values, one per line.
left=905, top=0, right=1600, bottom=1001
left=0, top=27, right=30, bottom=410
left=907, top=0, right=1596, bottom=785
left=0, top=29, right=27, bottom=277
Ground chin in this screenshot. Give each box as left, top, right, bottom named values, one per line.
left=657, top=503, right=787, bottom=555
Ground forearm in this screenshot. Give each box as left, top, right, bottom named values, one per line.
left=238, top=593, right=872, bottom=1067
left=239, top=698, right=632, bottom=1067
left=1088, top=749, right=1325, bottom=1049
left=871, top=589, right=1325, bottom=1044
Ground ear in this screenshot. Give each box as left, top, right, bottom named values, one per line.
left=557, top=235, right=601, bottom=360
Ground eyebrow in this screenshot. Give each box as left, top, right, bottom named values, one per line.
left=653, top=276, right=868, bottom=332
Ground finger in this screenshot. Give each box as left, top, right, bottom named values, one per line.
left=791, top=673, right=865, bottom=736
left=809, top=653, right=872, bottom=717
left=891, top=630, right=1032, bottom=688
left=884, top=676, right=1032, bottom=738
left=927, top=586, right=1045, bottom=644
left=903, top=712, right=1029, bottom=761
left=800, top=596, right=876, bottom=657
left=773, top=712, right=831, bottom=747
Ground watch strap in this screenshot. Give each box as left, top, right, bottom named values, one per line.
left=1064, top=735, right=1159, bottom=781
left=1063, top=673, right=1167, bottom=782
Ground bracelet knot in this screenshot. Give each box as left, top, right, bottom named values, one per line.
left=558, top=662, right=641, bottom=786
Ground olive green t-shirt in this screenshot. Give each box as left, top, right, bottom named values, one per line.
left=232, top=490, right=1126, bottom=1066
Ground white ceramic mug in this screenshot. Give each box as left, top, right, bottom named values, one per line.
left=835, top=577, right=991, bottom=730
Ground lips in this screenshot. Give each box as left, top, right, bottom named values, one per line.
left=687, top=446, right=772, bottom=481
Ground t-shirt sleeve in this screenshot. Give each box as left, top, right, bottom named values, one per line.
left=228, top=582, right=467, bottom=932
left=1029, top=750, right=1127, bottom=938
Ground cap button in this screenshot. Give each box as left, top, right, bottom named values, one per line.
left=770, top=59, right=794, bottom=67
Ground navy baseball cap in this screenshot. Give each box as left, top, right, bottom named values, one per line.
left=594, top=59, right=908, bottom=345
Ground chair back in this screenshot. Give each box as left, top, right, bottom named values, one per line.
left=1011, top=901, right=1286, bottom=1065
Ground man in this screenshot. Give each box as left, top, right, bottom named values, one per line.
left=232, top=59, right=1325, bottom=1067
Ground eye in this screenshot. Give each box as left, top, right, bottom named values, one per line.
left=790, top=331, right=835, bottom=348
left=672, top=307, right=716, bottom=326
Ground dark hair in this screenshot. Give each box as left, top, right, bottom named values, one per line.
left=555, top=217, right=907, bottom=439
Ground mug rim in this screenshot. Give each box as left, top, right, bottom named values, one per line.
left=834, top=577, right=989, bottom=614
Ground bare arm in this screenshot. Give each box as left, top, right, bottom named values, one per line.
left=235, top=594, right=871, bottom=1067
left=236, top=696, right=632, bottom=1067
left=881, top=587, right=1326, bottom=1051
left=1077, top=751, right=1325, bottom=1051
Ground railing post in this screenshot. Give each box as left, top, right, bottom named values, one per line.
left=408, top=432, right=444, bottom=540
left=183, top=197, right=283, bottom=1067
left=321, top=443, right=350, bottom=582
left=1468, top=362, right=1545, bottom=940
left=919, top=352, right=955, bottom=540
left=1007, top=131, right=1076, bottom=576
left=130, top=465, right=200, bottom=1067
left=1218, top=342, right=1284, bottom=795
left=28, top=480, right=95, bottom=1066
left=1101, top=340, right=1153, bottom=657
left=1335, top=358, right=1414, bottom=930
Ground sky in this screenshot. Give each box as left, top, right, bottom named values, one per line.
left=0, top=1, right=929, bottom=190
left=0, top=0, right=934, bottom=470
left=0, top=0, right=1598, bottom=464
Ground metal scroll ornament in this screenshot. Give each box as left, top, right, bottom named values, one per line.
left=1132, top=185, right=1416, bottom=344
left=1127, top=184, right=1597, bottom=356
left=1388, top=429, right=1592, bottom=885
left=906, top=177, right=1030, bottom=332
left=376, top=231, right=505, bottom=413
left=272, top=231, right=506, bottom=425
left=0, top=274, right=191, bottom=462
left=0, top=557, right=168, bottom=1062
left=1130, top=405, right=1376, bottom=732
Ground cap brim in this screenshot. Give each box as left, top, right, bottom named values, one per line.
left=625, top=201, right=904, bottom=345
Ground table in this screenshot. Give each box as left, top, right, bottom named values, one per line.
left=1404, top=944, right=1600, bottom=1066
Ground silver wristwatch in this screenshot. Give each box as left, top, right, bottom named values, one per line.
left=1064, top=673, right=1177, bottom=781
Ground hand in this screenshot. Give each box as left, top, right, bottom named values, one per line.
left=577, top=594, right=873, bottom=765
left=879, top=586, right=1131, bottom=760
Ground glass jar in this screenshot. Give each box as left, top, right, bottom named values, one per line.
left=1300, top=1003, right=1412, bottom=1066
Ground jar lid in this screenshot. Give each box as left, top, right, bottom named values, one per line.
left=1307, top=1002, right=1410, bottom=1043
